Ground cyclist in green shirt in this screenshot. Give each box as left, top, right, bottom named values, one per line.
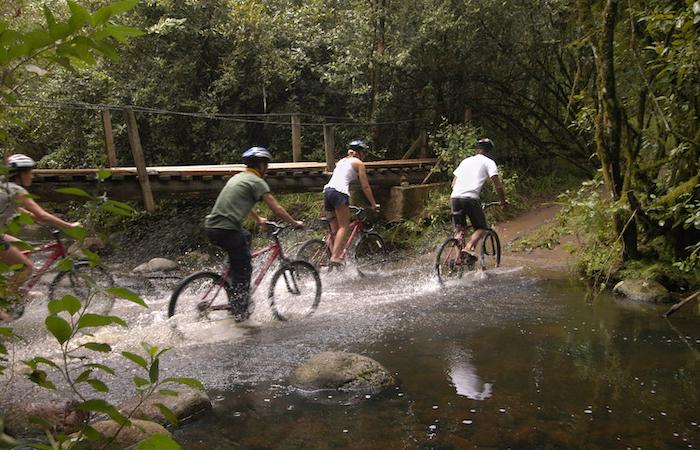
left=205, top=147, right=303, bottom=321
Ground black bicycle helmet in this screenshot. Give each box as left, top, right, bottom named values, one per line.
left=241, top=146, right=273, bottom=166
left=348, top=140, right=369, bottom=152
left=475, top=138, right=494, bottom=152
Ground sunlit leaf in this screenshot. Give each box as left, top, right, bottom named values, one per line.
left=81, top=342, right=112, bottom=353
left=106, top=287, right=147, bottom=307
left=55, top=187, right=94, bottom=199
left=137, top=433, right=183, bottom=450
left=87, top=378, right=109, bottom=392
left=48, top=295, right=81, bottom=315
left=161, top=377, right=204, bottom=390
left=77, top=399, right=128, bottom=425
left=122, top=351, right=148, bottom=370
left=154, top=403, right=178, bottom=426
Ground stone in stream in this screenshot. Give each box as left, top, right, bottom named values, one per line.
left=67, top=236, right=110, bottom=256
left=73, top=419, right=170, bottom=449
left=2, top=400, right=88, bottom=437
left=290, top=351, right=397, bottom=400
left=133, top=257, right=179, bottom=273
left=613, top=278, right=671, bottom=304
left=118, top=388, right=212, bottom=426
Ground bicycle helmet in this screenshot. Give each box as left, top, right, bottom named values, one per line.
left=475, top=138, right=494, bottom=152
left=7, top=154, right=36, bottom=173
left=241, top=146, right=273, bottom=165
left=348, top=140, right=369, bottom=152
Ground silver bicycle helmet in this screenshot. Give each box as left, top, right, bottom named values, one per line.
left=241, top=147, right=273, bottom=165
left=7, top=154, right=36, bottom=172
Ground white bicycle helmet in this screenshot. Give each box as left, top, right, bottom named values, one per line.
left=242, top=147, right=273, bottom=165
left=7, top=153, right=36, bottom=172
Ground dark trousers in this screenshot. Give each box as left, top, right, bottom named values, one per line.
left=206, top=227, right=252, bottom=305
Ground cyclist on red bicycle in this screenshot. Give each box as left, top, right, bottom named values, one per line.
left=450, top=138, right=507, bottom=255
left=0, top=154, right=81, bottom=322
left=204, top=147, right=303, bottom=321
left=323, top=140, right=380, bottom=267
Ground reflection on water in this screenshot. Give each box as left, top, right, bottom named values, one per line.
left=447, top=347, right=492, bottom=400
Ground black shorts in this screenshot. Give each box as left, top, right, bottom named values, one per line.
left=323, top=188, right=350, bottom=212
left=451, top=197, right=488, bottom=230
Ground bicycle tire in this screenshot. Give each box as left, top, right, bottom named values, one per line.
left=296, top=239, right=331, bottom=270
left=268, top=260, right=321, bottom=321
left=353, top=232, right=387, bottom=277
left=48, top=261, right=115, bottom=317
left=480, top=229, right=501, bottom=270
left=168, top=271, right=232, bottom=321
left=435, top=238, right=467, bottom=286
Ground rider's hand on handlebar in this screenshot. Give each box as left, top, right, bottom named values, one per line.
left=67, top=221, right=81, bottom=228
left=292, top=220, right=304, bottom=229
left=372, top=203, right=381, bottom=212
left=500, top=200, right=509, bottom=209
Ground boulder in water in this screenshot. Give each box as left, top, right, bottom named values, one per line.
left=613, top=278, right=671, bottom=303
left=2, top=400, right=88, bottom=437
left=133, top=257, right=179, bottom=273
left=118, top=388, right=211, bottom=426
left=290, top=351, right=397, bottom=394
left=77, top=419, right=170, bottom=450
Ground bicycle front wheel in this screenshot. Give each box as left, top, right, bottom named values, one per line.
left=435, top=238, right=465, bottom=286
left=480, top=230, right=501, bottom=270
left=48, top=261, right=115, bottom=317
left=268, top=260, right=321, bottom=321
left=168, top=271, right=232, bottom=321
left=296, top=239, right=331, bottom=270
left=354, top=232, right=387, bottom=276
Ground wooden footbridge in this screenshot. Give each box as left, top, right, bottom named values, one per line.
left=27, top=108, right=442, bottom=211
left=30, top=158, right=439, bottom=208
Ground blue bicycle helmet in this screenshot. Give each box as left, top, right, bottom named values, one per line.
left=242, top=147, right=273, bottom=165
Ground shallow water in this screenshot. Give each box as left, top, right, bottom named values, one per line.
left=4, top=259, right=700, bottom=449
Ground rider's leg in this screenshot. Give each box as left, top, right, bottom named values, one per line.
left=465, top=228, right=486, bottom=253
left=0, top=235, right=33, bottom=303
left=330, top=204, right=350, bottom=263
left=206, top=228, right=252, bottom=317
left=464, top=199, right=489, bottom=253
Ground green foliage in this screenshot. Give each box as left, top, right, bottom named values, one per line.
left=428, top=119, right=481, bottom=176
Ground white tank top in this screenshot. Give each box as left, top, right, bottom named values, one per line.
left=324, top=157, right=358, bottom=195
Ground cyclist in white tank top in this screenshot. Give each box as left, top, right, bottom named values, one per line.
left=322, top=140, right=380, bottom=266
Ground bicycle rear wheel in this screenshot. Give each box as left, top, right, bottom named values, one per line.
left=268, top=260, right=321, bottom=321
left=296, top=239, right=331, bottom=270
left=168, top=271, right=232, bottom=321
left=48, top=261, right=115, bottom=317
left=354, top=232, right=387, bottom=276
left=435, top=238, right=466, bottom=286
left=480, top=230, right=501, bottom=270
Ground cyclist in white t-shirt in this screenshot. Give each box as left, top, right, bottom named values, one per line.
left=450, top=138, right=507, bottom=255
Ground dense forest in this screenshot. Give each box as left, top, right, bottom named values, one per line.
left=2, top=0, right=698, bottom=285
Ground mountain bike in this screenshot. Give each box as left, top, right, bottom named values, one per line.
left=4, top=228, right=115, bottom=319
left=296, top=206, right=387, bottom=276
left=168, top=221, right=321, bottom=322
left=435, top=202, right=502, bottom=286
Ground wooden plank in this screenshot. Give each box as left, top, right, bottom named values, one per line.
left=323, top=125, right=335, bottom=172
left=101, top=110, right=117, bottom=167
left=291, top=114, right=302, bottom=162
left=125, top=108, right=156, bottom=212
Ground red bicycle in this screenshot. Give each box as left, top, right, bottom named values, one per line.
left=7, top=229, right=115, bottom=318
left=168, top=221, right=321, bottom=322
left=296, top=206, right=387, bottom=276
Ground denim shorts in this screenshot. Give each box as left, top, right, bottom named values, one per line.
left=323, top=188, right=350, bottom=212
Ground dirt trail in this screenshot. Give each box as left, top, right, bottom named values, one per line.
left=495, top=203, right=574, bottom=276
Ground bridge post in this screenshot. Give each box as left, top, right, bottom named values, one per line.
left=101, top=110, right=117, bottom=167
left=125, top=108, right=156, bottom=212
left=323, top=124, right=335, bottom=172
left=291, top=114, right=302, bottom=162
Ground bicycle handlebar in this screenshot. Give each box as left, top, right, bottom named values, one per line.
left=482, top=202, right=502, bottom=210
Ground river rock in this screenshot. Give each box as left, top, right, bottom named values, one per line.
left=290, top=351, right=397, bottom=394
left=133, top=257, right=179, bottom=273
left=68, top=236, right=110, bottom=256
left=118, top=388, right=211, bottom=426
left=77, top=419, right=170, bottom=450
left=613, top=278, right=671, bottom=303
left=2, top=400, right=88, bottom=437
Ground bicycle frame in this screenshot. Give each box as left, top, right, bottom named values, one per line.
left=20, top=232, right=67, bottom=291
left=322, top=219, right=364, bottom=261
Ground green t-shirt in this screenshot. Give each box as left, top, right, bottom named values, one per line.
left=205, top=171, right=270, bottom=231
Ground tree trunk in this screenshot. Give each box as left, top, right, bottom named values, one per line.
left=593, top=0, right=638, bottom=259
left=369, top=0, right=386, bottom=147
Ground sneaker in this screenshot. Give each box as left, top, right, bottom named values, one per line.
left=328, top=260, right=345, bottom=272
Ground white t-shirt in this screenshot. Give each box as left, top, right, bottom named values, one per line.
left=323, top=157, right=359, bottom=195
left=450, top=154, right=499, bottom=199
